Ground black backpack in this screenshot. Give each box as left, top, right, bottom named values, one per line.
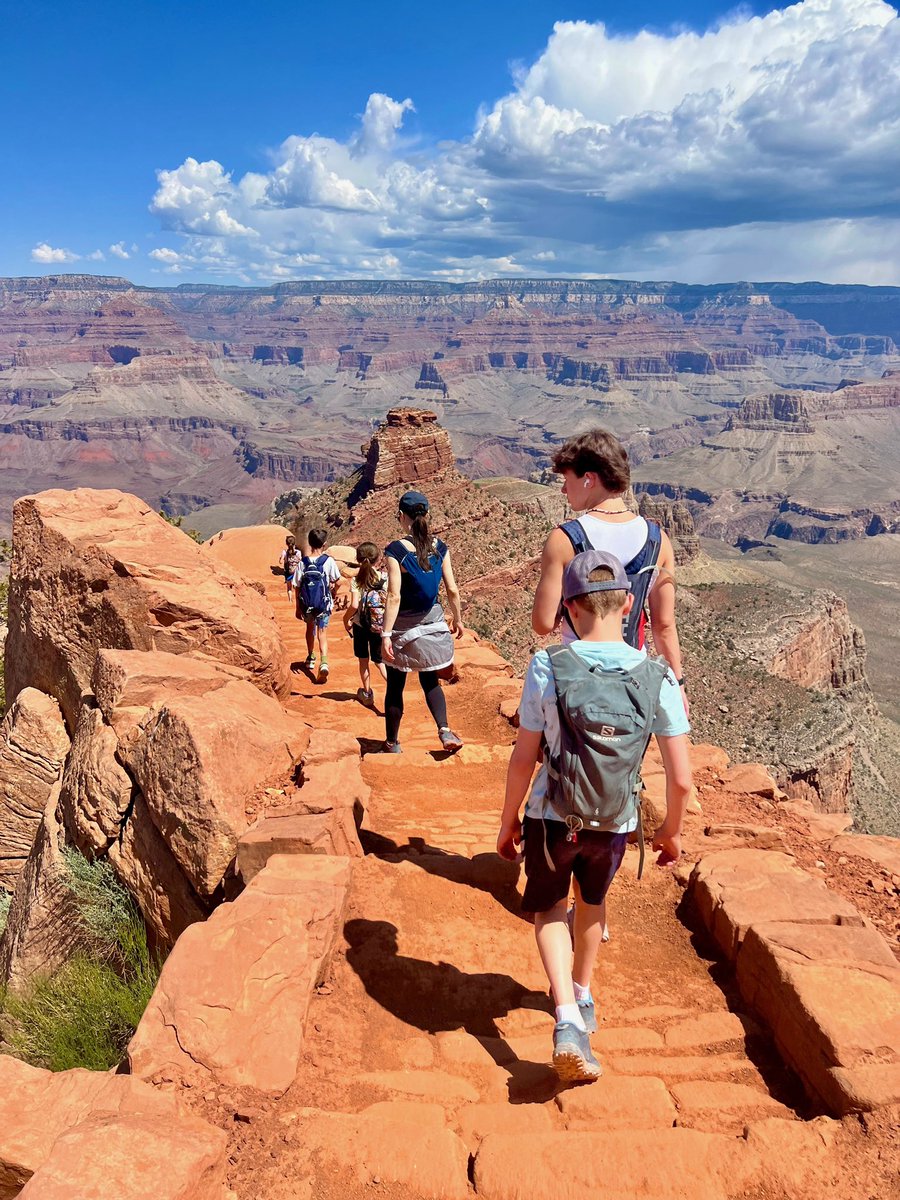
left=559, top=519, right=662, bottom=648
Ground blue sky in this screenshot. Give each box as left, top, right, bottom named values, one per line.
left=3, top=0, right=899, bottom=285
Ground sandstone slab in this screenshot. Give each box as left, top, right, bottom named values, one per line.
left=0, top=789, right=79, bottom=991
left=0, top=1056, right=183, bottom=1196
left=555, top=1075, right=676, bottom=1128
left=736, top=921, right=900, bottom=1115
left=687, top=849, right=862, bottom=962
left=701, top=823, right=788, bottom=853
left=718, top=763, right=780, bottom=798
left=671, top=1080, right=792, bottom=1117
left=6, top=488, right=289, bottom=726
left=0, top=690, right=69, bottom=891
left=236, top=729, right=369, bottom=881
left=122, top=680, right=307, bottom=897
left=456, top=1101, right=554, bottom=1150
left=129, top=854, right=352, bottom=1095
left=17, top=1112, right=227, bottom=1200
left=296, top=1104, right=469, bottom=1198
left=664, top=1011, right=749, bottom=1049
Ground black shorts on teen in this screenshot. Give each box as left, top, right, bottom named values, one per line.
left=521, top=815, right=628, bottom=913
left=352, top=624, right=383, bottom=664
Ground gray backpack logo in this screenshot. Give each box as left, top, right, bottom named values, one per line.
left=543, top=646, right=669, bottom=841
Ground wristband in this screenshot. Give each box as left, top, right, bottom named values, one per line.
left=676, top=676, right=685, bottom=686
left=381, top=632, right=393, bottom=639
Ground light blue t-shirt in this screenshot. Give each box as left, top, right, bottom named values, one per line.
left=518, top=640, right=690, bottom=828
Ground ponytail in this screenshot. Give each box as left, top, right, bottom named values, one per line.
left=410, top=512, right=433, bottom=570
left=355, top=542, right=383, bottom=591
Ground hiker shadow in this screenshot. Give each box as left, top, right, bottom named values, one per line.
left=345, top=918, right=557, bottom=1104
left=361, top=828, right=526, bottom=922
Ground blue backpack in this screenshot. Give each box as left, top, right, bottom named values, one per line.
left=298, top=554, right=330, bottom=618
left=559, top=519, right=662, bottom=648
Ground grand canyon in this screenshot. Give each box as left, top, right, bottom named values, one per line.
left=0, top=274, right=899, bottom=1199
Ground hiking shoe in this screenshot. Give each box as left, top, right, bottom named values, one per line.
left=318, top=661, right=329, bottom=682
left=552, top=1022, right=602, bottom=1083
left=382, top=741, right=402, bottom=754
left=438, top=727, right=464, bottom=752
left=304, top=655, right=316, bottom=670
left=577, top=996, right=598, bottom=1034
left=356, top=687, right=374, bottom=706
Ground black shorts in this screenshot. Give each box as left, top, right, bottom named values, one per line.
left=521, top=816, right=627, bottom=913
left=352, top=624, right=383, bottom=664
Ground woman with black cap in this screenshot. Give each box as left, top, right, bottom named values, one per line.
left=380, top=489, right=465, bottom=753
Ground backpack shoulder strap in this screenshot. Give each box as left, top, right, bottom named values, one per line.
left=622, top=521, right=663, bottom=648
left=559, top=519, right=590, bottom=555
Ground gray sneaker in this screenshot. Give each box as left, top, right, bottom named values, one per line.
left=577, top=996, right=597, bottom=1034
left=382, top=741, right=402, bottom=754
left=552, top=1022, right=602, bottom=1083
left=438, top=727, right=463, bottom=752
left=356, top=687, right=374, bottom=707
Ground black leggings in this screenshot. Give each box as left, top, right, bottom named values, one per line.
left=385, top=667, right=448, bottom=744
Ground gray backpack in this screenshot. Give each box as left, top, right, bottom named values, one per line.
left=543, top=645, right=669, bottom=867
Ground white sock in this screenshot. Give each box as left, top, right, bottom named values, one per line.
left=555, top=1003, right=586, bottom=1030
left=573, top=981, right=593, bottom=1003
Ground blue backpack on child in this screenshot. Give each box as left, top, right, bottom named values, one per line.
left=298, top=554, right=330, bottom=619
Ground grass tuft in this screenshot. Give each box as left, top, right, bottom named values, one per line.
left=0, top=890, right=10, bottom=938
left=0, top=850, right=160, bottom=1072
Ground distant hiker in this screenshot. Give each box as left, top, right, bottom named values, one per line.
left=292, top=528, right=341, bottom=683
left=498, top=551, right=691, bottom=1083
left=380, top=490, right=464, bottom=753
left=532, top=428, right=687, bottom=716
left=278, top=534, right=302, bottom=600
left=343, top=541, right=388, bottom=707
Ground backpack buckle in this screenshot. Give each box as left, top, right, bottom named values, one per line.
left=565, top=815, right=584, bottom=844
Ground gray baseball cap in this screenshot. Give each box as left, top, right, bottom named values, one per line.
left=562, top=550, right=632, bottom=601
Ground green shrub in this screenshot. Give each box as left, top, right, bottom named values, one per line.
left=0, top=890, right=10, bottom=938
left=158, top=511, right=204, bottom=543
left=1, top=851, right=160, bottom=1072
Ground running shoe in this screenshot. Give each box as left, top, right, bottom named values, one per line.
left=552, top=1022, right=602, bottom=1083
left=356, top=687, right=374, bottom=706
left=382, top=741, right=402, bottom=754
left=438, top=727, right=464, bottom=752
left=577, top=995, right=598, bottom=1034
left=318, top=661, right=329, bottom=682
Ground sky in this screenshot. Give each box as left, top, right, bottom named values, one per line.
left=2, top=0, right=899, bottom=286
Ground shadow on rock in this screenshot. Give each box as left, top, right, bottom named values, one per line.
left=344, top=917, right=556, bottom=1103
left=360, top=828, right=526, bottom=921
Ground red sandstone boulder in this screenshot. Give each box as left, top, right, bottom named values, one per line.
left=121, top=680, right=307, bottom=898
left=687, top=849, right=862, bottom=963
left=0, top=788, right=80, bottom=991
left=17, top=1113, right=227, bottom=1200
left=5, top=488, right=290, bottom=727
left=0, top=1056, right=199, bottom=1195
left=0, top=689, right=69, bottom=891
left=736, top=922, right=900, bottom=1115
left=129, top=854, right=352, bottom=1095
left=235, top=729, right=369, bottom=881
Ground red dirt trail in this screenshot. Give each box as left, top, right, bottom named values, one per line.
left=203, top=527, right=898, bottom=1200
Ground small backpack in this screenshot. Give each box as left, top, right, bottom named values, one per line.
left=543, top=645, right=669, bottom=870
left=393, top=542, right=446, bottom=609
left=284, top=547, right=302, bottom=576
left=298, top=554, right=330, bottom=618
left=559, top=519, right=662, bottom=648
left=358, top=576, right=386, bottom=634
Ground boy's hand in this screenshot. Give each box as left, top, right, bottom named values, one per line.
left=497, top=815, right=522, bottom=861
left=651, top=823, right=682, bottom=866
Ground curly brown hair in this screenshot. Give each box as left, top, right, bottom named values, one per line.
left=551, top=428, right=630, bottom=492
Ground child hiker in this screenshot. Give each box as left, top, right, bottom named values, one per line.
left=497, top=550, right=692, bottom=1083
left=293, top=528, right=341, bottom=683
left=278, top=534, right=302, bottom=600
left=343, top=541, right=388, bottom=707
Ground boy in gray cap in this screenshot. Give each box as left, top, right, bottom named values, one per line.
left=497, top=551, right=691, bottom=1082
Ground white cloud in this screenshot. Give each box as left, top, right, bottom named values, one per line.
left=86, top=249, right=106, bottom=261
left=146, top=0, right=900, bottom=283
left=109, top=241, right=130, bottom=259
left=31, top=242, right=79, bottom=264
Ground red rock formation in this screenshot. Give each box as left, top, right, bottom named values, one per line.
left=5, top=487, right=291, bottom=727
left=361, top=406, right=458, bottom=491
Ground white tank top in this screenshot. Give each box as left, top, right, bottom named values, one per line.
left=560, top=514, right=652, bottom=646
